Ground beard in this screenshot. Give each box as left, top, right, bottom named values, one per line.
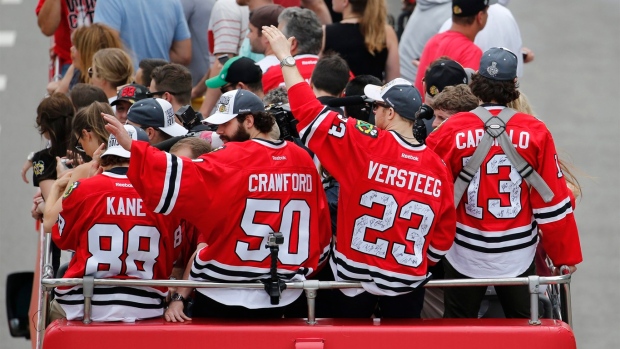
left=220, top=123, right=251, bottom=143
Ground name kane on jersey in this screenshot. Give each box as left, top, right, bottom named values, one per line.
left=106, top=196, right=147, bottom=216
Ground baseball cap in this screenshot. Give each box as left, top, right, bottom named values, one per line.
left=425, top=59, right=468, bottom=98
left=111, top=83, right=151, bottom=106
left=364, top=78, right=422, bottom=121
left=203, top=89, right=265, bottom=125
left=479, top=47, right=518, bottom=81
left=206, top=57, right=262, bottom=89
left=249, top=4, right=284, bottom=30
left=101, top=125, right=149, bottom=159
left=452, top=0, right=489, bottom=17
left=127, top=98, right=188, bottom=137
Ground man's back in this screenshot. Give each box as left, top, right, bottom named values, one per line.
left=288, top=82, right=456, bottom=296
left=425, top=107, right=582, bottom=278
left=94, top=0, right=190, bottom=67
left=414, top=31, right=482, bottom=95
left=52, top=170, right=182, bottom=321
left=127, top=139, right=332, bottom=308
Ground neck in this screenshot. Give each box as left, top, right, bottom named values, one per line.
left=312, top=87, right=336, bottom=98
left=250, top=130, right=276, bottom=142
left=264, top=45, right=275, bottom=57
left=448, top=23, right=478, bottom=41
left=387, top=120, right=418, bottom=144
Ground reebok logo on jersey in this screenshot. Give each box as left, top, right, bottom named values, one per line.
left=401, top=153, right=419, bottom=161
left=115, top=183, right=133, bottom=188
left=272, top=156, right=287, bottom=161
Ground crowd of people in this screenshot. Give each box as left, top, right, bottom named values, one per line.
left=26, top=0, right=583, bottom=323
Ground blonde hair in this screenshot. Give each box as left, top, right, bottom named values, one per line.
left=92, top=48, right=134, bottom=88
left=350, top=0, right=387, bottom=54
left=509, top=92, right=582, bottom=200
left=72, top=24, right=122, bottom=84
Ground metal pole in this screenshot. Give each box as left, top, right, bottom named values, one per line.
left=560, top=266, right=573, bottom=327
left=527, top=275, right=541, bottom=325
left=36, top=230, right=54, bottom=349
left=303, top=280, right=319, bottom=325
left=82, top=276, right=94, bottom=324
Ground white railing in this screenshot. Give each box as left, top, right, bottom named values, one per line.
left=35, top=230, right=573, bottom=349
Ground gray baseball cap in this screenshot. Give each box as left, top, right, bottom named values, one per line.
left=364, top=78, right=422, bottom=121
left=479, top=47, right=518, bottom=81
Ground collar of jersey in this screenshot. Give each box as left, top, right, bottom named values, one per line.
left=102, top=167, right=129, bottom=178
left=389, top=131, right=426, bottom=151
left=251, top=138, right=286, bottom=149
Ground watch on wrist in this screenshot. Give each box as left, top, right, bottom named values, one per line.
left=171, top=293, right=186, bottom=302
left=280, top=55, right=295, bottom=68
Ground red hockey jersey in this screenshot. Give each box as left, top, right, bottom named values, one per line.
left=127, top=138, right=332, bottom=308
left=288, top=82, right=456, bottom=296
left=262, top=54, right=318, bottom=94
left=425, top=106, right=582, bottom=278
left=52, top=169, right=183, bottom=322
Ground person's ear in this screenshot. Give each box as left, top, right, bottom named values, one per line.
left=146, top=127, right=156, bottom=140
left=244, top=114, right=255, bottom=130
left=290, top=37, right=299, bottom=54
left=237, top=82, right=247, bottom=90
left=82, top=129, right=92, bottom=141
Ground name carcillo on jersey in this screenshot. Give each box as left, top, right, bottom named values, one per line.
left=368, top=161, right=441, bottom=197
left=248, top=173, right=313, bottom=193
left=456, top=129, right=530, bottom=150
left=106, top=196, right=147, bottom=216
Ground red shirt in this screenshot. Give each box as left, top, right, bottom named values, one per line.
left=262, top=54, right=318, bottom=94
left=289, top=82, right=457, bottom=296
left=52, top=170, right=183, bottom=321
left=425, top=107, right=582, bottom=278
left=127, top=139, right=332, bottom=308
left=35, top=0, right=97, bottom=65
left=414, top=30, right=482, bottom=98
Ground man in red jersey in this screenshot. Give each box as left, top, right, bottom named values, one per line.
left=414, top=0, right=489, bottom=97
left=425, top=47, right=582, bottom=318
left=262, top=7, right=323, bottom=94
left=262, top=25, right=456, bottom=318
left=102, top=89, right=331, bottom=321
left=50, top=125, right=184, bottom=322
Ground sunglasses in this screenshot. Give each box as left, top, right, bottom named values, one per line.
left=372, top=102, right=390, bottom=111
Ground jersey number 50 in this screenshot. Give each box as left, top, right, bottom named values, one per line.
left=236, top=198, right=310, bottom=265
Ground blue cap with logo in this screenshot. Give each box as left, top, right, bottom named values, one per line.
left=479, top=47, right=518, bottom=81
left=127, top=98, right=188, bottom=137
left=203, top=89, right=265, bottom=125
left=364, top=78, right=422, bottom=121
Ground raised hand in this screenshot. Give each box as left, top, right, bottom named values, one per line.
left=102, top=113, right=132, bottom=151
left=261, top=25, right=294, bottom=61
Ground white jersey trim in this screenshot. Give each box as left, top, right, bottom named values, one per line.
left=389, top=131, right=427, bottom=151
left=533, top=196, right=573, bottom=224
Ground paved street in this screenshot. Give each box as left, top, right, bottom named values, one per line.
left=1, top=0, right=618, bottom=348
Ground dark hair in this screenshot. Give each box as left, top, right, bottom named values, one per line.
left=99, top=154, right=129, bottom=168
left=150, top=63, right=192, bottom=105
left=311, top=54, right=350, bottom=96
left=138, top=58, right=168, bottom=87
left=263, top=87, right=289, bottom=105
left=236, top=111, right=275, bottom=134
left=431, top=85, right=479, bottom=114
left=244, top=79, right=264, bottom=96
left=452, top=14, right=476, bottom=26
left=70, top=83, right=108, bottom=110
left=470, top=74, right=520, bottom=105
left=36, top=93, right=75, bottom=157
left=72, top=101, right=113, bottom=148
left=170, top=137, right=212, bottom=158
left=343, top=74, right=381, bottom=122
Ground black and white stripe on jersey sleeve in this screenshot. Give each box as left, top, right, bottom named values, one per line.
left=332, top=250, right=428, bottom=295
left=299, top=109, right=332, bottom=147
left=154, top=152, right=183, bottom=215
left=427, top=244, right=448, bottom=264
left=533, top=196, right=573, bottom=224
left=453, top=221, right=538, bottom=254
left=190, top=259, right=309, bottom=283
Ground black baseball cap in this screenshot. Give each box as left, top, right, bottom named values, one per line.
left=452, top=0, right=489, bottom=17
left=111, top=83, right=151, bottom=106
left=479, top=47, right=518, bottom=81
left=364, top=78, right=422, bottom=121
left=425, top=59, right=468, bottom=97
left=205, top=57, right=262, bottom=88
